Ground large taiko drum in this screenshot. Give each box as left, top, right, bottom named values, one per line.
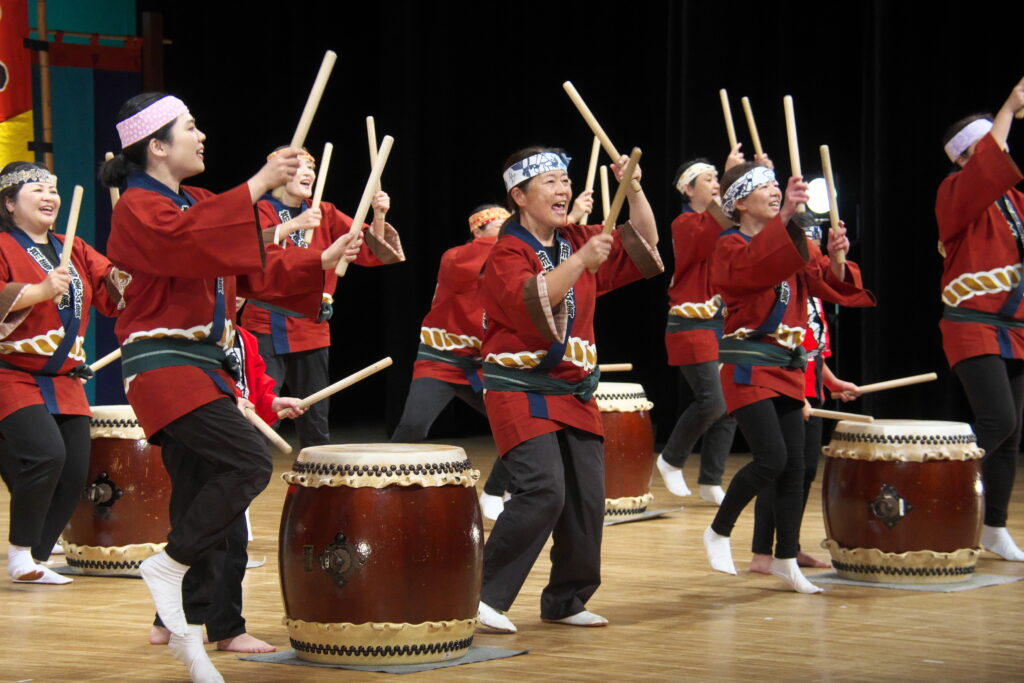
left=279, top=444, right=483, bottom=665
left=596, top=382, right=655, bottom=521
left=61, top=405, right=171, bottom=576
left=821, top=419, right=983, bottom=583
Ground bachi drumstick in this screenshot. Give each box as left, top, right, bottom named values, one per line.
left=602, top=148, right=642, bottom=236
left=104, top=152, right=120, bottom=207
left=819, top=144, right=846, bottom=265
left=244, top=407, right=292, bottom=455
left=720, top=89, right=738, bottom=151
left=810, top=408, right=873, bottom=423
left=598, top=363, right=633, bottom=372
left=830, top=372, right=938, bottom=400
left=290, top=50, right=337, bottom=149
left=52, top=185, right=84, bottom=304
left=740, top=96, right=763, bottom=156
left=579, top=136, right=601, bottom=225
left=278, top=356, right=393, bottom=418
left=297, top=141, right=333, bottom=245
left=562, top=81, right=642, bottom=192
left=89, top=347, right=122, bottom=374
left=599, top=165, right=611, bottom=221
left=366, top=116, right=386, bottom=224
left=336, top=135, right=394, bottom=276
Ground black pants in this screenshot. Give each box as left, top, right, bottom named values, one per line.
left=661, top=362, right=736, bottom=485
left=256, top=334, right=330, bottom=449
left=390, top=376, right=486, bottom=442
left=481, top=428, right=604, bottom=619
left=711, top=396, right=805, bottom=559
left=0, top=405, right=89, bottom=561
left=157, top=398, right=272, bottom=627
left=954, top=354, right=1024, bottom=527
left=751, top=397, right=823, bottom=555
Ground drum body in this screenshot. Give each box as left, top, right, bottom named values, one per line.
left=596, top=382, right=655, bottom=521
left=62, top=405, right=170, bottom=576
left=279, top=444, right=483, bottom=665
left=821, top=419, right=983, bottom=583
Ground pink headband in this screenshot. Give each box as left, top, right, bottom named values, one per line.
left=116, top=96, right=189, bottom=149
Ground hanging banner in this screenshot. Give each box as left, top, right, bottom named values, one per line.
left=0, top=0, right=33, bottom=166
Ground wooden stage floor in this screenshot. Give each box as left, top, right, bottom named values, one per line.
left=2, top=433, right=1022, bottom=682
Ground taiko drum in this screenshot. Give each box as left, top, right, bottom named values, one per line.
left=596, top=382, right=655, bottom=521
left=61, top=405, right=171, bottom=576
left=821, top=419, right=983, bottom=583
left=279, top=444, right=483, bottom=665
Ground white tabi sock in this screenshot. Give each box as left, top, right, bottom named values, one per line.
left=168, top=625, right=224, bottom=683
left=18, top=563, right=72, bottom=584
left=479, top=492, right=506, bottom=521
left=770, top=557, right=824, bottom=594
left=7, top=545, right=43, bottom=582
left=703, top=526, right=737, bottom=575
left=699, top=484, right=726, bottom=505
left=657, top=454, right=692, bottom=497
left=140, top=551, right=190, bottom=636
left=981, top=525, right=1024, bottom=561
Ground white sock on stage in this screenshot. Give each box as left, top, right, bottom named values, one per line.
left=770, top=557, right=824, bottom=594
left=18, top=563, right=72, bottom=584
left=479, top=492, right=506, bottom=521
left=699, top=484, right=726, bottom=505
left=140, top=551, right=190, bottom=636
left=981, top=525, right=1024, bottom=561
left=168, top=625, right=224, bottom=683
left=7, top=545, right=43, bottom=582
left=703, top=526, right=737, bottom=575
left=656, top=454, right=692, bottom=497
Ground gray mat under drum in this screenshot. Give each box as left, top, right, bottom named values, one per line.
left=604, top=507, right=682, bottom=526
left=239, top=645, right=528, bottom=673
left=809, top=571, right=1023, bottom=592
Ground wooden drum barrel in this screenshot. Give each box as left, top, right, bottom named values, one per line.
left=61, top=405, right=171, bottom=576
left=821, top=419, right=983, bottom=583
left=596, top=382, right=655, bottom=521
left=279, top=444, right=483, bottom=665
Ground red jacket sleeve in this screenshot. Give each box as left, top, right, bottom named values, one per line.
left=238, top=327, right=279, bottom=424
left=713, top=217, right=809, bottom=295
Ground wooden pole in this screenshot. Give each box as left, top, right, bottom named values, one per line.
left=830, top=372, right=938, bottom=399
left=598, top=363, right=632, bottom=372
left=809, top=408, right=873, bottom=423
left=579, top=136, right=601, bottom=225
left=37, top=1, right=54, bottom=169
left=819, top=145, right=846, bottom=265
left=366, top=116, right=385, bottom=223
left=602, top=148, right=641, bottom=236
left=290, top=50, right=337, bottom=149
left=562, top=81, right=642, bottom=192
left=783, top=95, right=806, bottom=213
left=56, top=185, right=83, bottom=269
left=740, top=96, right=763, bottom=156
left=336, top=135, right=394, bottom=276
left=599, top=165, right=611, bottom=221
left=279, top=356, right=393, bottom=418
left=719, top=89, right=738, bottom=151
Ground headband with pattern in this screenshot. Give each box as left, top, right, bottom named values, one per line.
left=468, top=207, right=510, bottom=232
left=722, top=166, right=776, bottom=219
left=267, top=147, right=317, bottom=169
left=502, top=152, right=571, bottom=191
left=0, top=168, right=57, bottom=193
left=676, top=162, right=717, bottom=194
left=116, top=96, right=189, bottom=149
left=944, top=118, right=993, bottom=163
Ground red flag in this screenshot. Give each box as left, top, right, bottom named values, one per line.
left=0, top=0, right=34, bottom=166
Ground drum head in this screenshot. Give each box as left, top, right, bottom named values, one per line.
left=89, top=404, right=144, bottom=440
left=825, top=419, right=982, bottom=462
left=285, top=443, right=478, bottom=489
left=594, top=382, right=653, bottom=412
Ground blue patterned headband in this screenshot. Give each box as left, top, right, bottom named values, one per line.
left=722, top=166, right=776, bottom=219
left=502, top=152, right=571, bottom=191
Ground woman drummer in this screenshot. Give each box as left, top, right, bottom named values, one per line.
left=476, top=146, right=661, bottom=632
left=0, top=161, right=126, bottom=584
left=937, top=76, right=1024, bottom=561
left=703, top=162, right=874, bottom=593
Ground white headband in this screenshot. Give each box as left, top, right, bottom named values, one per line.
left=116, top=96, right=189, bottom=149
left=944, top=118, right=993, bottom=163
left=676, top=162, right=716, bottom=194
left=502, top=152, right=571, bottom=191
left=722, top=166, right=776, bottom=219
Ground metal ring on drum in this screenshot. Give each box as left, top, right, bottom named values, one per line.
left=61, top=405, right=171, bottom=576
left=594, top=382, right=656, bottom=522
left=821, top=419, right=984, bottom=583
left=278, top=443, right=483, bottom=665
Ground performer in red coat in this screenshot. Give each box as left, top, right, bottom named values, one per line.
left=475, top=146, right=662, bottom=633
left=101, top=91, right=358, bottom=681
left=703, top=161, right=874, bottom=593
left=937, top=76, right=1024, bottom=561
left=243, top=148, right=403, bottom=448
left=0, top=161, right=126, bottom=585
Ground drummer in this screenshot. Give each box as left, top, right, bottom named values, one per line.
left=937, top=76, right=1024, bottom=561
left=0, top=161, right=127, bottom=585
left=476, top=147, right=661, bottom=632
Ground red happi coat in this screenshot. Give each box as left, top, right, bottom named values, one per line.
left=665, top=207, right=729, bottom=365
left=713, top=217, right=875, bottom=412
left=803, top=297, right=832, bottom=399
left=0, top=233, right=124, bottom=420
left=480, top=222, right=664, bottom=455
left=413, top=235, right=496, bottom=385
left=107, top=182, right=326, bottom=438
left=937, top=133, right=1024, bottom=367
left=240, top=199, right=404, bottom=353
left=233, top=325, right=278, bottom=424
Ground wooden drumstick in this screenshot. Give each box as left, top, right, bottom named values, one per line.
left=598, top=363, right=633, bottom=372
left=57, top=185, right=83, bottom=270
left=290, top=50, right=337, bottom=149
left=740, top=96, right=763, bottom=156
left=720, top=89, right=738, bottom=151
left=562, top=81, right=642, bottom=192
left=602, top=148, right=642, bottom=236
left=783, top=95, right=807, bottom=214
left=579, top=136, right=601, bottom=225
left=599, top=165, right=611, bottom=221
left=830, top=372, right=938, bottom=399
left=809, top=408, right=873, bottom=423
left=88, top=347, right=122, bottom=374
left=244, top=407, right=292, bottom=455
left=819, top=145, right=846, bottom=265
left=104, top=152, right=120, bottom=207
left=278, top=356, right=393, bottom=418
left=298, top=141, right=333, bottom=245
left=366, top=116, right=386, bottom=224
left=336, top=135, right=394, bottom=276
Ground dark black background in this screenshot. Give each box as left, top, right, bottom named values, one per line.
left=132, top=0, right=1023, bottom=442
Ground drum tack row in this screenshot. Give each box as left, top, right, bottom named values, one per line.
left=66, top=387, right=984, bottom=665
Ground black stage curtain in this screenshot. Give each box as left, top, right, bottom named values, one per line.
left=136, top=1, right=1021, bottom=441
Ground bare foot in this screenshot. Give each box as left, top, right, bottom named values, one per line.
left=749, top=553, right=772, bottom=574
left=150, top=624, right=209, bottom=645
left=797, top=551, right=831, bottom=569
left=217, top=632, right=276, bottom=653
